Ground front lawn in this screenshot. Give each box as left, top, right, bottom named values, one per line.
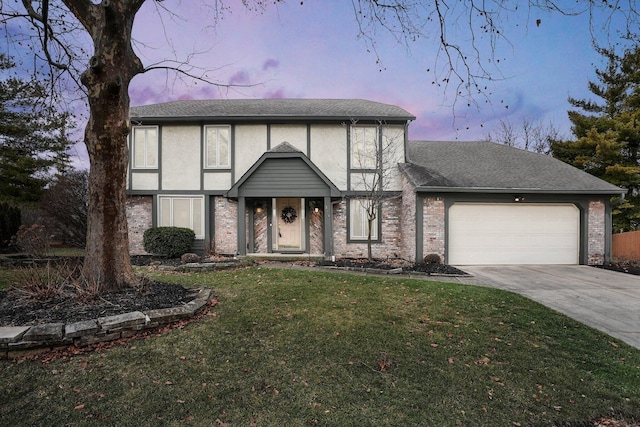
left=2, top=267, right=639, bottom=426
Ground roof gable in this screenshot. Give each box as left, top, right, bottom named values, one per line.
left=227, top=147, right=341, bottom=198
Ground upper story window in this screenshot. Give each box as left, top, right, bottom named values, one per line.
left=205, top=125, right=231, bottom=169
left=132, top=126, right=158, bottom=169
left=351, top=125, right=378, bottom=170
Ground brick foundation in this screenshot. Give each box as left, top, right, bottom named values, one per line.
left=253, top=208, right=268, bottom=253
left=588, top=199, right=606, bottom=265
left=309, top=209, right=324, bottom=254
left=401, top=175, right=417, bottom=261
left=333, top=198, right=404, bottom=260
left=423, top=197, right=446, bottom=263
left=214, top=197, right=238, bottom=255
left=126, top=196, right=153, bottom=255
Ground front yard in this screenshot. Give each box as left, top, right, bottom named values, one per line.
left=1, top=266, right=639, bottom=426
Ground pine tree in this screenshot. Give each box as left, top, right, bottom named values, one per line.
left=552, top=46, right=640, bottom=231
left=0, top=55, right=73, bottom=205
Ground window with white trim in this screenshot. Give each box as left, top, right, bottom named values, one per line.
left=204, top=125, right=231, bottom=168
left=158, top=196, right=204, bottom=239
left=349, top=198, right=379, bottom=241
left=351, top=126, right=377, bottom=169
left=132, top=126, right=158, bottom=169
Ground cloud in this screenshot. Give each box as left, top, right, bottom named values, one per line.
left=262, top=58, right=279, bottom=70
left=129, top=85, right=172, bottom=106
left=263, top=88, right=288, bottom=99
left=228, top=70, right=251, bottom=86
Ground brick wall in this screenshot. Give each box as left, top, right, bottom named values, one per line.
left=126, top=196, right=153, bottom=255
left=309, top=209, right=324, bottom=254
left=400, top=175, right=417, bottom=261
left=423, top=197, right=446, bottom=263
left=253, top=208, right=268, bottom=253
left=333, top=198, right=403, bottom=260
left=588, top=199, right=606, bottom=265
left=214, top=197, right=238, bottom=255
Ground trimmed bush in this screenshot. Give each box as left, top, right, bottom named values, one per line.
left=423, top=253, right=443, bottom=264
left=143, top=227, right=195, bottom=258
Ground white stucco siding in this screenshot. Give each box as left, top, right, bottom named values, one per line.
left=203, top=172, right=232, bottom=191
left=382, top=126, right=405, bottom=191
left=271, top=124, right=307, bottom=154
left=161, top=126, right=201, bottom=190
left=310, top=125, right=347, bottom=190
left=131, top=173, right=158, bottom=190
left=235, top=125, right=267, bottom=181
left=350, top=172, right=378, bottom=191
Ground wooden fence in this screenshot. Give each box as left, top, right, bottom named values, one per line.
left=612, top=230, right=640, bottom=261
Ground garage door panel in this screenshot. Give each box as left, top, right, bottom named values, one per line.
left=448, top=203, right=579, bottom=265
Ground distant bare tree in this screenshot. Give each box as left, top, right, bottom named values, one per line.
left=486, top=118, right=561, bottom=154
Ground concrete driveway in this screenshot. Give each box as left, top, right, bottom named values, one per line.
left=452, top=265, right=640, bottom=349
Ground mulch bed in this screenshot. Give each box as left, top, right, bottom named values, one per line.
left=318, top=257, right=468, bottom=275
left=0, top=255, right=199, bottom=327
left=596, top=261, right=640, bottom=275
left=0, top=281, right=195, bottom=327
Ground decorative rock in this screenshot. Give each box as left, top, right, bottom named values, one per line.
left=98, top=311, right=147, bottom=331
left=75, top=332, right=122, bottom=348
left=22, top=323, right=64, bottom=342
left=176, top=263, right=216, bottom=272
left=0, top=326, right=31, bottom=344
left=181, top=253, right=200, bottom=264
left=2, top=287, right=214, bottom=358
left=145, top=306, right=193, bottom=323
left=65, top=319, right=99, bottom=338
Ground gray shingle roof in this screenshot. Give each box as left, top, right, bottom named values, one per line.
left=130, top=99, right=415, bottom=121
left=269, top=141, right=301, bottom=153
left=404, top=140, right=623, bottom=194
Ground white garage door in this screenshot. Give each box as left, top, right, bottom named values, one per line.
left=448, top=203, right=580, bottom=265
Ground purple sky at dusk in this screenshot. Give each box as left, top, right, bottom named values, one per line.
left=80, top=1, right=627, bottom=168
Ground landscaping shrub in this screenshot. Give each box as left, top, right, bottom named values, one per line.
left=423, top=253, right=442, bottom=264
left=143, top=227, right=195, bottom=258
left=14, top=261, right=73, bottom=301
left=0, top=202, right=21, bottom=248
left=11, top=224, right=50, bottom=257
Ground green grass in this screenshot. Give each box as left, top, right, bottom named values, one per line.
left=2, top=266, right=639, bottom=426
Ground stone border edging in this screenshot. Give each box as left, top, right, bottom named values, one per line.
left=316, top=265, right=471, bottom=277
left=0, top=288, right=212, bottom=360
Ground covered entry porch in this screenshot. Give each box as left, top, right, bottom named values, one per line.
left=226, top=142, right=342, bottom=257
left=242, top=196, right=332, bottom=256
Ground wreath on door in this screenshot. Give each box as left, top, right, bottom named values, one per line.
left=281, top=206, right=297, bottom=224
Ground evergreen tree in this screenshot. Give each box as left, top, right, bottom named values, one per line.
left=0, top=55, right=74, bottom=205
left=552, top=46, right=640, bottom=231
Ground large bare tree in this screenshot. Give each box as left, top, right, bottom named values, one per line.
left=1, top=1, right=639, bottom=291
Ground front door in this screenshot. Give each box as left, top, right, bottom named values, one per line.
left=274, top=198, right=305, bottom=251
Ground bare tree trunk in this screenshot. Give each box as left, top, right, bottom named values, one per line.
left=69, top=0, right=145, bottom=291
left=367, top=218, right=373, bottom=261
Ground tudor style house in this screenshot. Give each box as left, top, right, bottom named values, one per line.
left=126, top=99, right=623, bottom=265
